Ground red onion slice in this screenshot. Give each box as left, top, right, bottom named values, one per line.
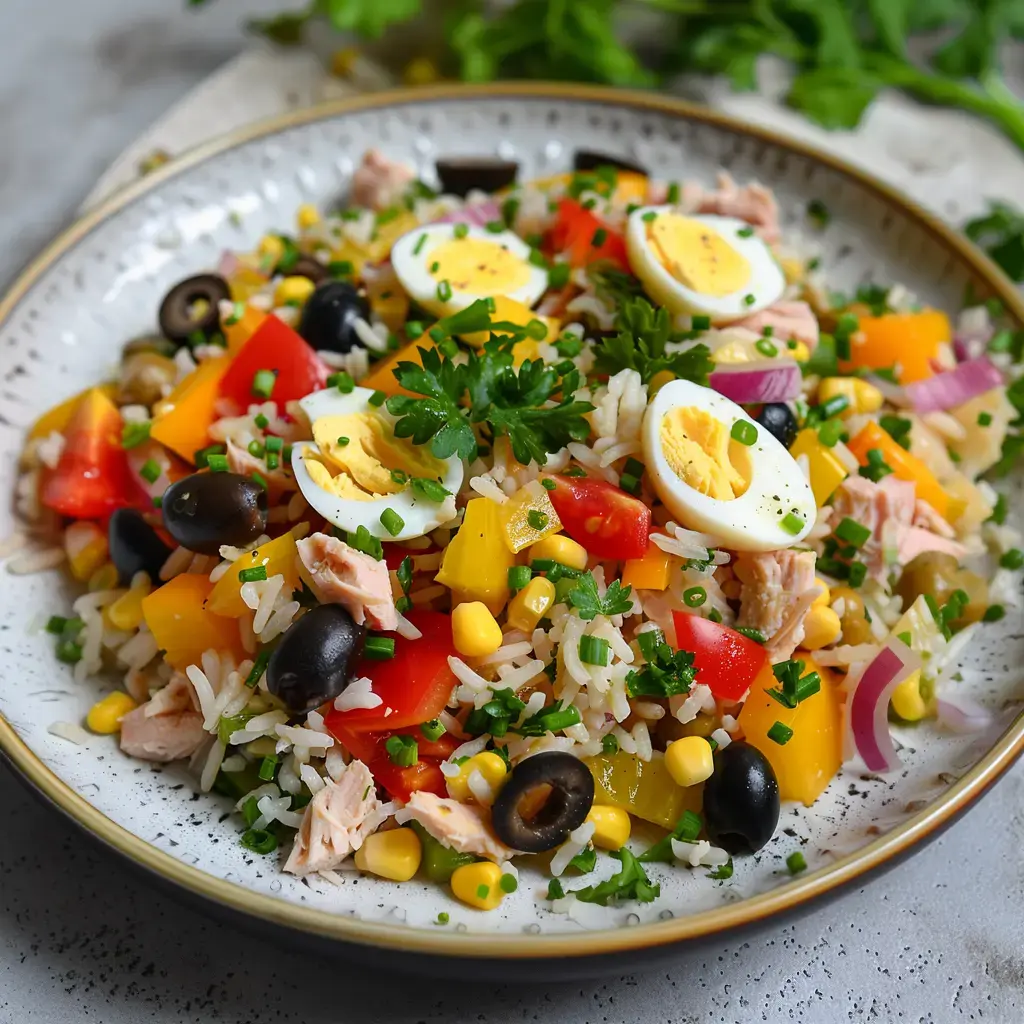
left=709, top=359, right=802, bottom=404
left=904, top=357, right=1004, bottom=414
left=846, top=638, right=922, bottom=773
left=436, top=200, right=504, bottom=229
left=936, top=695, right=996, bottom=734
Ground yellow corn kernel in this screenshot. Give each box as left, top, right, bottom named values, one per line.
left=818, top=377, right=884, bottom=416
left=445, top=751, right=509, bottom=804
left=801, top=604, right=842, bottom=650
left=649, top=369, right=675, bottom=395
left=257, top=234, right=285, bottom=263
left=788, top=428, right=849, bottom=507
left=529, top=533, right=588, bottom=572
left=891, top=669, right=927, bottom=722
left=86, top=692, right=138, bottom=735
left=788, top=340, right=810, bottom=362
left=452, top=602, right=504, bottom=658
left=585, top=805, right=631, bottom=850
left=296, top=203, right=321, bottom=230
left=665, top=736, right=715, bottom=788
left=65, top=521, right=108, bottom=582
left=506, top=577, right=556, bottom=632
left=88, top=561, right=120, bottom=593
left=450, top=861, right=507, bottom=911
left=812, top=578, right=831, bottom=606
left=353, top=827, right=422, bottom=882
left=106, top=579, right=153, bottom=632
left=275, top=276, right=316, bottom=308
left=403, top=56, right=441, bottom=87
left=621, top=541, right=672, bottom=592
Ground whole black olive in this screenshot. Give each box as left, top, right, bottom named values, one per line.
left=491, top=751, right=594, bottom=853
left=756, top=403, right=798, bottom=449
left=108, top=508, right=172, bottom=584
left=266, top=605, right=366, bottom=713
left=702, top=742, right=780, bottom=855
left=286, top=255, right=330, bottom=285
left=158, top=273, right=230, bottom=345
left=435, top=157, right=519, bottom=198
left=573, top=150, right=648, bottom=176
left=161, top=472, right=267, bottom=555
left=297, top=281, right=370, bottom=354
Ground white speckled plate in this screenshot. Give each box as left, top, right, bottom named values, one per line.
left=1, top=84, right=1023, bottom=965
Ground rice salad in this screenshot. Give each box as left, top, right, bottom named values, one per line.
left=9, top=147, right=1024, bottom=913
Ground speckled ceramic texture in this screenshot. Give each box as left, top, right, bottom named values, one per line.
left=1, top=89, right=1022, bottom=946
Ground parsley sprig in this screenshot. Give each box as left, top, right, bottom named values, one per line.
left=593, top=297, right=714, bottom=386
left=570, top=848, right=660, bottom=906
left=626, top=643, right=696, bottom=699
left=567, top=572, right=634, bottom=620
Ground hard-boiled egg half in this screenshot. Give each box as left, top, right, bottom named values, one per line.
left=291, top=386, right=463, bottom=541
left=642, top=379, right=814, bottom=551
left=626, top=209, right=784, bottom=324
left=390, top=222, right=548, bottom=318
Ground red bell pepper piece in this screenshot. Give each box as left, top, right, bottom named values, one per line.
left=218, top=315, right=328, bottom=410
left=546, top=475, right=650, bottom=561
left=40, top=389, right=142, bottom=519
left=549, top=199, right=629, bottom=270
left=368, top=758, right=449, bottom=802
left=672, top=611, right=769, bottom=702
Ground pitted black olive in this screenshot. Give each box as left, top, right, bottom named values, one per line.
left=286, top=255, right=330, bottom=285
left=435, top=157, right=519, bottom=198
left=122, top=335, right=178, bottom=360
left=572, top=150, right=648, bottom=176
left=108, top=508, right=172, bottom=584
left=701, top=742, right=780, bottom=855
left=756, top=403, right=798, bottom=449
left=267, top=605, right=366, bottom=712
left=161, top=472, right=267, bottom=555
left=491, top=751, right=594, bottom=853
left=297, top=280, right=370, bottom=354
left=158, top=273, right=230, bottom=345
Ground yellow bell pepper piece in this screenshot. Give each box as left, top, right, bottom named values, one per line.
left=847, top=420, right=951, bottom=519
left=142, top=573, right=245, bottom=670
left=817, top=377, right=883, bottom=416
left=28, top=384, right=117, bottom=442
left=150, top=356, right=231, bottom=464
left=360, top=337, right=437, bottom=399
left=228, top=264, right=272, bottom=303
left=223, top=304, right=267, bottom=355
left=788, top=428, right=849, bottom=507
left=584, top=750, right=700, bottom=829
left=209, top=531, right=301, bottom=618
left=435, top=498, right=515, bottom=615
left=366, top=209, right=419, bottom=263
left=461, top=296, right=559, bottom=349
left=738, top=656, right=842, bottom=806
left=499, top=482, right=562, bottom=553
left=621, top=534, right=672, bottom=591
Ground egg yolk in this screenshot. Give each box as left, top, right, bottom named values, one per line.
left=659, top=406, right=751, bottom=500
left=308, top=412, right=447, bottom=500
left=428, top=238, right=532, bottom=295
left=647, top=214, right=751, bottom=297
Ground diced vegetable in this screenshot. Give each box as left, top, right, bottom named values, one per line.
left=840, top=309, right=951, bottom=384
left=141, top=573, right=245, bottom=670
left=209, top=530, right=300, bottom=618
left=359, top=337, right=437, bottom=399
left=709, top=361, right=802, bottom=404
left=434, top=498, right=515, bottom=614
left=788, top=428, right=849, bottom=506
left=150, top=356, right=231, bottom=464
left=904, top=357, right=1003, bottom=414
left=584, top=750, right=700, bottom=829
left=460, top=295, right=559, bottom=349
left=672, top=611, right=768, bottom=702
left=621, top=532, right=672, bottom=591
left=738, top=656, right=843, bottom=805
left=223, top=304, right=267, bottom=355
left=498, top=481, right=562, bottom=553
left=546, top=475, right=650, bottom=561
left=549, top=199, right=629, bottom=270
left=40, top=389, right=141, bottom=519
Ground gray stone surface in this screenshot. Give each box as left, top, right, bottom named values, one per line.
left=1, top=1, right=1024, bottom=1021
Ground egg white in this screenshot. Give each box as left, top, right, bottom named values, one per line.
left=390, top=223, right=548, bottom=318
left=291, top=386, right=463, bottom=541
left=626, top=209, right=785, bottom=324
left=642, top=379, right=814, bottom=552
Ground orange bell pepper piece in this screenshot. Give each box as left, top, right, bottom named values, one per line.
left=208, top=530, right=301, bottom=618
left=847, top=420, right=951, bottom=519
left=150, top=356, right=231, bottom=464
left=224, top=305, right=267, bottom=355
left=840, top=309, right=950, bottom=384
left=142, top=573, right=245, bottom=670
left=360, top=338, right=437, bottom=398
left=621, top=532, right=672, bottom=591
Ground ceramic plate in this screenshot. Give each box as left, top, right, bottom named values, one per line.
left=1, top=83, right=1022, bottom=965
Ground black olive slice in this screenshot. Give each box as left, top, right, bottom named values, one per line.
left=298, top=280, right=371, bottom=354
left=435, top=157, right=520, bottom=198
left=572, top=150, right=648, bottom=176
left=755, top=403, right=798, bottom=449
left=158, top=273, right=230, bottom=345
left=491, top=751, right=594, bottom=853
left=108, top=509, right=172, bottom=584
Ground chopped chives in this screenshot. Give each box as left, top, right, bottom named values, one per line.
left=265, top=454, right=279, bottom=472
left=744, top=294, right=757, bottom=307
left=691, top=315, right=711, bottom=330
left=767, top=721, right=794, bottom=745
left=206, top=453, right=229, bottom=472
left=246, top=649, right=271, bottom=687
left=983, top=604, right=1006, bottom=622
left=390, top=469, right=408, bottom=485
left=735, top=626, right=766, bottom=643
left=730, top=420, right=757, bottom=446
left=591, top=227, right=608, bottom=248
left=239, top=565, right=268, bottom=583
left=548, top=262, right=570, bottom=289
left=541, top=478, right=556, bottom=491
left=485, top=220, right=505, bottom=234
left=56, top=640, right=83, bottom=664
left=817, top=419, right=843, bottom=448
left=240, top=829, right=278, bottom=855
left=248, top=440, right=265, bottom=458
left=436, top=912, right=450, bottom=925
left=380, top=508, right=405, bottom=537
left=641, top=211, right=657, bottom=223
left=737, top=225, right=755, bottom=238
left=253, top=414, right=270, bottom=430
left=601, top=733, right=619, bottom=755
left=622, top=457, right=645, bottom=478
left=420, top=719, right=446, bottom=742
left=250, top=471, right=268, bottom=491
left=384, top=734, right=417, bottom=767
left=139, top=458, right=162, bottom=484
left=578, top=635, right=610, bottom=667
left=436, top=280, right=453, bottom=302
left=859, top=448, right=893, bottom=482
left=412, top=233, right=428, bottom=256
left=636, top=628, right=665, bottom=662
left=45, top=615, right=68, bottom=635
left=499, top=873, right=518, bottom=893
left=781, top=512, right=805, bottom=535
left=476, top=884, right=491, bottom=899
left=835, top=517, right=871, bottom=548
left=453, top=223, right=469, bottom=239
left=152, top=495, right=163, bottom=509
left=978, top=411, right=993, bottom=427
left=365, top=636, right=396, bottom=660
left=508, top=565, right=532, bottom=591
left=708, top=607, right=723, bottom=623
left=121, top=421, right=151, bottom=449
left=526, top=318, right=548, bottom=341
left=368, top=390, right=387, bottom=407
left=257, top=755, right=278, bottom=782
left=618, top=472, right=640, bottom=496
left=327, top=371, right=354, bottom=394
left=405, top=320, right=425, bottom=340
left=999, top=548, right=1023, bottom=570
left=755, top=338, right=778, bottom=357
left=786, top=851, right=807, bottom=874
left=264, top=435, right=283, bottom=453
left=683, top=586, right=707, bottom=607
left=410, top=477, right=451, bottom=502
left=336, top=436, right=350, bottom=447
left=251, top=369, right=276, bottom=399
left=847, top=561, right=868, bottom=588
left=328, top=260, right=354, bottom=278
left=527, top=510, right=549, bottom=531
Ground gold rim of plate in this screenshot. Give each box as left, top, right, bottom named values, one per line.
left=2, top=82, right=1023, bottom=959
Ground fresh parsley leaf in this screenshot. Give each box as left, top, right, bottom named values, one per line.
left=639, top=809, right=703, bottom=864
left=787, top=66, right=882, bottom=130
left=965, top=200, right=1024, bottom=281
left=321, top=0, right=421, bottom=38
left=567, top=846, right=597, bottom=874
left=626, top=644, right=696, bottom=699
left=571, top=848, right=660, bottom=906
left=567, top=572, right=634, bottom=621
left=594, top=297, right=714, bottom=386
left=464, top=687, right=526, bottom=739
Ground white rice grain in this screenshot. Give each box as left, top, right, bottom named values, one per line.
left=550, top=821, right=595, bottom=877
left=299, top=763, right=327, bottom=795
left=200, top=739, right=227, bottom=792
left=333, top=676, right=382, bottom=711
left=160, top=546, right=193, bottom=581
left=275, top=724, right=335, bottom=750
